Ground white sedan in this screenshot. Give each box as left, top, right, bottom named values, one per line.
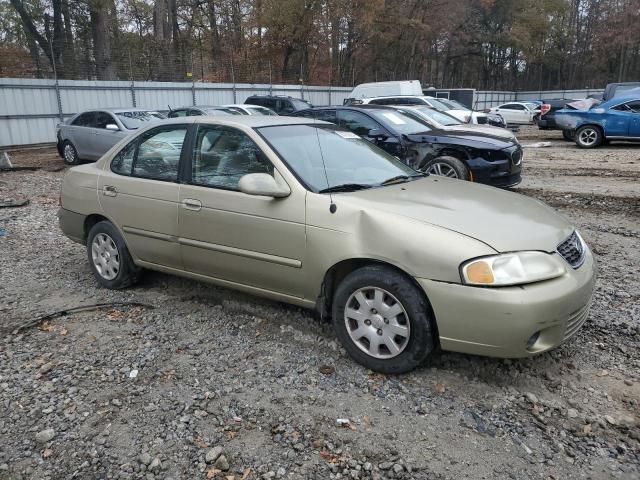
left=489, top=102, right=541, bottom=124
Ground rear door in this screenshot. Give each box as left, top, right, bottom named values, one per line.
left=98, top=124, right=190, bottom=268
left=65, top=112, right=97, bottom=159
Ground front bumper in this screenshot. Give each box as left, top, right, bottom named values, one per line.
left=467, top=149, right=522, bottom=188
left=418, top=251, right=596, bottom=358
left=58, top=207, right=86, bottom=244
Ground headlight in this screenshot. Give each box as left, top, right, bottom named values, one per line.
left=461, top=251, right=565, bottom=286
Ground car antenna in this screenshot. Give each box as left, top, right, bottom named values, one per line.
left=312, top=116, right=337, bottom=213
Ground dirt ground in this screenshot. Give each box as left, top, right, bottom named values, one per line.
left=0, top=127, right=638, bottom=480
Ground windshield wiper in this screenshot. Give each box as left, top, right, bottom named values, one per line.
left=318, top=183, right=373, bottom=193
left=380, top=174, right=426, bottom=186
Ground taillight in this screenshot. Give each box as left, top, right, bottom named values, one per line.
left=541, top=104, right=551, bottom=115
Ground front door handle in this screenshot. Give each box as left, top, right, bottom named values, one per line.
left=182, top=198, right=202, bottom=211
left=102, top=185, right=117, bottom=197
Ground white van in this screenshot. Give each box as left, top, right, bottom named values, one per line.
left=347, top=80, right=423, bottom=101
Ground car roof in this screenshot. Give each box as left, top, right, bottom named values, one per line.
left=187, top=115, right=329, bottom=128
left=79, top=108, right=158, bottom=114
left=301, top=105, right=404, bottom=112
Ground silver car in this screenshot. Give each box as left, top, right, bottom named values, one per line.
left=56, top=108, right=161, bottom=165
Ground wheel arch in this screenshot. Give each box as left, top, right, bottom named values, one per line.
left=316, top=257, right=440, bottom=341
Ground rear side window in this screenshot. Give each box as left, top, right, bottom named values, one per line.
left=111, top=126, right=187, bottom=182
left=168, top=109, right=189, bottom=118
left=72, top=112, right=96, bottom=127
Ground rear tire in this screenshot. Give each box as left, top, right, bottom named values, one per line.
left=332, top=265, right=437, bottom=374
left=575, top=125, right=602, bottom=149
left=87, top=221, right=141, bottom=289
left=62, top=140, right=81, bottom=165
left=421, top=155, right=469, bottom=180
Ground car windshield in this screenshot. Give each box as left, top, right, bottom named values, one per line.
left=410, top=107, right=462, bottom=126
left=115, top=111, right=159, bottom=129
left=258, top=124, right=420, bottom=192
left=444, top=99, right=470, bottom=111
left=424, top=98, right=454, bottom=111
left=249, top=107, right=277, bottom=116
left=205, top=108, right=242, bottom=115
left=291, top=99, right=312, bottom=110
left=367, top=109, right=431, bottom=134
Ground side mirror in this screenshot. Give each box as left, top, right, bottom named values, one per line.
left=238, top=173, right=291, bottom=198
left=106, top=124, right=119, bottom=131
left=368, top=128, right=388, bottom=139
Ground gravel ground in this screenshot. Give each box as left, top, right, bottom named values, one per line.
left=0, top=130, right=639, bottom=480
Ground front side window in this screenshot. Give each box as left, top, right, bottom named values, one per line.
left=191, top=126, right=274, bottom=190
left=258, top=124, right=418, bottom=192
left=72, top=112, right=96, bottom=127
left=95, top=112, right=118, bottom=129
left=111, top=126, right=187, bottom=182
left=337, top=110, right=381, bottom=136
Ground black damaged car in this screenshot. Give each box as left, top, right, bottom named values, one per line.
left=293, top=105, right=522, bottom=188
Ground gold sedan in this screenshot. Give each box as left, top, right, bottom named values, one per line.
left=59, top=116, right=596, bottom=373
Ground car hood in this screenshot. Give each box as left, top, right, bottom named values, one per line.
left=342, top=177, right=573, bottom=253
left=404, top=130, right=517, bottom=150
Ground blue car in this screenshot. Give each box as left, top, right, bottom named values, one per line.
left=555, top=96, right=640, bottom=148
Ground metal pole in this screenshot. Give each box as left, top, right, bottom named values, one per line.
left=269, top=61, right=273, bottom=96
left=129, top=50, right=136, bottom=107
left=191, top=52, right=196, bottom=106
left=300, top=63, right=304, bottom=100
left=49, top=38, right=63, bottom=122
left=230, top=54, right=236, bottom=103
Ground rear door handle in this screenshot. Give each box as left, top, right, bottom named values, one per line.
left=182, top=198, right=202, bottom=211
left=102, top=185, right=117, bottom=197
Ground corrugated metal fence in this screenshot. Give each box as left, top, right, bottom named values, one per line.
left=473, top=89, right=603, bottom=110
left=0, top=78, right=605, bottom=147
left=0, top=78, right=352, bottom=147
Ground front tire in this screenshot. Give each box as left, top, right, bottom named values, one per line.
left=87, top=221, right=141, bottom=289
left=62, top=140, right=81, bottom=165
left=575, top=125, right=602, bottom=149
left=332, top=265, right=437, bottom=374
left=421, top=155, right=469, bottom=180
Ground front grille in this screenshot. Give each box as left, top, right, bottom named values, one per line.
left=477, top=116, right=487, bottom=124
left=510, top=147, right=523, bottom=166
left=557, top=231, right=585, bottom=268
left=563, top=302, right=591, bottom=341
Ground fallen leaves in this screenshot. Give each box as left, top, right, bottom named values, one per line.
left=319, top=365, right=335, bottom=375
left=434, top=382, right=446, bottom=394
left=42, top=448, right=53, bottom=458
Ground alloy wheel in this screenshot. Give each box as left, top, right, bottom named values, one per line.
left=425, top=162, right=459, bottom=178
left=578, top=128, right=598, bottom=146
left=91, top=233, right=120, bottom=280
left=64, top=144, right=76, bottom=163
left=344, top=287, right=410, bottom=359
